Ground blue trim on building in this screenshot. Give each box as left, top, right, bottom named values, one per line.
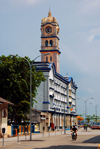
left=49, top=95, right=54, bottom=98
left=61, top=93, right=67, bottom=96
left=54, top=98, right=60, bottom=101
left=54, top=90, right=60, bottom=94
left=41, top=22, right=59, bottom=27
left=43, top=101, right=50, bottom=104
left=40, top=49, right=61, bottom=54
left=36, top=67, right=51, bottom=71
left=72, top=97, right=76, bottom=100
left=69, top=96, right=72, bottom=98
left=33, top=62, right=78, bottom=89
left=41, top=36, right=60, bottom=40
left=49, top=87, right=54, bottom=90
left=49, top=79, right=54, bottom=82
left=61, top=86, right=67, bottom=89
left=54, top=82, right=60, bottom=86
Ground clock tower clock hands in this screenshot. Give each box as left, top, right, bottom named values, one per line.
left=45, top=26, right=52, bottom=34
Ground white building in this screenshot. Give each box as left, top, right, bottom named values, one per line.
left=33, top=10, right=78, bottom=130
left=33, top=62, right=78, bottom=130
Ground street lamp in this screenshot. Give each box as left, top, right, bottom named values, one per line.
left=64, top=102, right=66, bottom=134
left=54, top=107, right=56, bottom=135
left=90, top=102, right=100, bottom=124
left=10, top=53, right=50, bottom=140
left=77, top=97, right=93, bottom=123
left=95, top=103, right=100, bottom=124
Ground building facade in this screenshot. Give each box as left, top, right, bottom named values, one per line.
left=33, top=62, right=77, bottom=130
left=33, top=11, right=78, bottom=130
left=0, top=97, right=14, bottom=136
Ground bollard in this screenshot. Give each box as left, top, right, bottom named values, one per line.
left=48, top=126, right=50, bottom=137
left=55, top=126, right=56, bottom=135
left=17, top=128, right=19, bottom=143
left=42, top=127, right=45, bottom=137
left=25, top=127, right=27, bottom=140
left=15, top=129, right=17, bottom=136
left=2, top=128, right=5, bottom=147
left=60, top=127, right=62, bottom=134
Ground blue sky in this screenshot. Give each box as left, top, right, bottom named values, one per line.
left=0, top=0, right=100, bottom=117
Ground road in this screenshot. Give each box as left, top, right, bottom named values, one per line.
left=0, top=128, right=100, bottom=149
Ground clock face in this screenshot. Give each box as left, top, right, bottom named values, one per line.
left=45, top=26, right=52, bottom=34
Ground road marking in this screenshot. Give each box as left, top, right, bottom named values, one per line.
left=98, top=144, right=100, bottom=149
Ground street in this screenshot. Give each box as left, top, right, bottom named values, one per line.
left=0, top=128, right=100, bottom=149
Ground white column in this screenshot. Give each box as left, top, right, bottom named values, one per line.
left=67, top=84, right=69, bottom=114
left=75, top=89, right=77, bottom=114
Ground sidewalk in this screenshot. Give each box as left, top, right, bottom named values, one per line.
left=0, top=128, right=100, bottom=148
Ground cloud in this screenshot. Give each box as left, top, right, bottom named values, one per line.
left=22, top=0, right=41, bottom=5
left=87, top=88, right=93, bottom=93
left=60, top=43, right=90, bottom=74
left=88, top=35, right=94, bottom=41
left=88, top=27, right=100, bottom=41
left=10, top=0, right=45, bottom=6
left=80, top=0, right=100, bottom=15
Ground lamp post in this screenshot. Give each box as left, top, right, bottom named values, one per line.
left=10, top=53, right=50, bottom=140
left=95, top=103, right=100, bottom=124
left=77, top=98, right=93, bottom=123
left=64, top=104, right=65, bottom=134
left=90, top=102, right=100, bottom=124
left=54, top=107, right=56, bottom=135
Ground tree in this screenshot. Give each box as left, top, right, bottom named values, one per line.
left=0, top=55, right=46, bottom=124
left=86, top=115, right=91, bottom=123
left=91, top=114, right=96, bottom=123
left=91, top=114, right=100, bottom=123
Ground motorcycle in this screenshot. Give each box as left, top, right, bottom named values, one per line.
left=72, top=131, right=77, bottom=140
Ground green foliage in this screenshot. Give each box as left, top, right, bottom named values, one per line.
left=0, top=55, right=46, bottom=124
left=91, top=114, right=96, bottom=122
left=78, top=114, right=83, bottom=117
left=85, top=114, right=100, bottom=123
left=86, top=115, right=91, bottom=123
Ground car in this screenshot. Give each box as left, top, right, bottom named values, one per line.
left=90, top=125, right=100, bottom=129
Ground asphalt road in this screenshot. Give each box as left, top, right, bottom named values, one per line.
left=0, top=128, right=100, bottom=149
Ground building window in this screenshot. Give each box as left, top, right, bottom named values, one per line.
left=50, top=56, right=52, bottom=61
left=46, top=56, right=48, bottom=62
left=45, top=40, right=48, bottom=47
left=50, top=40, right=53, bottom=46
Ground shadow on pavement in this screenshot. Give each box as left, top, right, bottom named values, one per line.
left=83, top=135, right=100, bottom=143
left=20, top=139, right=45, bottom=142
left=33, top=145, right=97, bottom=149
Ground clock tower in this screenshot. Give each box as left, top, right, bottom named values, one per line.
left=40, top=10, right=61, bottom=73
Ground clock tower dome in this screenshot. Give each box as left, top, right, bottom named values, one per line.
left=40, top=10, right=61, bottom=73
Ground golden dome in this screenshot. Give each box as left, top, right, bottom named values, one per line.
left=41, top=10, right=58, bottom=24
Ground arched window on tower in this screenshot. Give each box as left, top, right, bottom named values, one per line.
left=45, top=40, right=48, bottom=47
left=50, top=40, right=53, bottom=46
left=46, top=56, right=48, bottom=62
left=50, top=56, right=52, bottom=62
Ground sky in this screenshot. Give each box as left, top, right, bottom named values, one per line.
left=0, top=0, right=100, bottom=117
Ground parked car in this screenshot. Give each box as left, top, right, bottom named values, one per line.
left=90, top=125, right=100, bottom=129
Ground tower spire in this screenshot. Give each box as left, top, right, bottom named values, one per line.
left=48, top=7, right=52, bottom=17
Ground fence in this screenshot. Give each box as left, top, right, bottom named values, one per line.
left=7, top=125, right=37, bottom=136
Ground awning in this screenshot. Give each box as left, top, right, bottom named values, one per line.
left=77, top=116, right=84, bottom=120
left=0, top=97, right=14, bottom=106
